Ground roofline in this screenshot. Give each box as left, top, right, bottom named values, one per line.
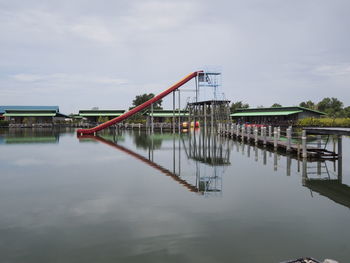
left=235, top=106, right=326, bottom=115
left=79, top=110, right=126, bottom=112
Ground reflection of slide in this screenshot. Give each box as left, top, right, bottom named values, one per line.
left=79, top=135, right=202, bottom=194
left=77, top=71, right=201, bottom=135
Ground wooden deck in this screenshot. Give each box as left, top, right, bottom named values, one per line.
left=217, top=124, right=339, bottom=159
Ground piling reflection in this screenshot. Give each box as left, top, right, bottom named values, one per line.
left=301, top=156, right=350, bottom=209
left=78, top=130, right=228, bottom=196
left=233, top=138, right=349, bottom=209
left=183, top=130, right=229, bottom=195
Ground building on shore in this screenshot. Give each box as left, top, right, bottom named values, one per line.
left=78, top=110, right=125, bottom=124
left=77, top=109, right=189, bottom=125
left=231, top=106, right=325, bottom=126
left=0, top=106, right=68, bottom=126
left=144, top=109, right=189, bottom=124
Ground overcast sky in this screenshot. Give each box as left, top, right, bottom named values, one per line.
left=1, top=0, right=349, bottom=113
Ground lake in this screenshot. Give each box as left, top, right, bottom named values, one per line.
left=0, top=128, right=349, bottom=263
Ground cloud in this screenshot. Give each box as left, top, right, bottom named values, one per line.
left=69, top=18, right=116, bottom=44
left=122, top=1, right=198, bottom=32
left=0, top=0, right=350, bottom=111
left=11, top=73, right=128, bottom=85
left=313, top=64, right=350, bottom=77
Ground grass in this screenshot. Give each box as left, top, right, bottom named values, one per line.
left=297, top=117, right=350, bottom=127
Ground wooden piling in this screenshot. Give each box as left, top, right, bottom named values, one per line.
left=287, top=127, right=291, bottom=151
left=302, top=130, right=307, bottom=158
left=254, top=127, right=258, bottom=145
left=273, top=127, right=278, bottom=149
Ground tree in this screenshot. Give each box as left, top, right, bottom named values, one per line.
left=230, top=101, right=249, bottom=113
left=317, top=97, right=343, bottom=117
left=130, top=93, right=162, bottom=110
left=97, top=116, right=109, bottom=123
left=343, top=106, right=350, bottom=118
left=271, top=103, right=282, bottom=108
left=299, top=100, right=316, bottom=110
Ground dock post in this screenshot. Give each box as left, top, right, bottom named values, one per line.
left=286, top=127, right=291, bottom=152
left=241, top=125, right=245, bottom=141
left=254, top=127, right=258, bottom=145
left=338, top=135, right=342, bottom=158
left=302, top=130, right=307, bottom=158
left=277, top=127, right=281, bottom=140
left=338, top=135, right=343, bottom=183
left=263, top=127, right=267, bottom=146
left=247, top=126, right=251, bottom=141
left=268, top=126, right=272, bottom=139
left=273, top=127, right=278, bottom=149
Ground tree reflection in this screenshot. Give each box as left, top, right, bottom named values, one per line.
left=133, top=133, right=162, bottom=150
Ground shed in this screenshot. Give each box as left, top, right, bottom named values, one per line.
left=231, top=106, right=325, bottom=126
left=79, top=110, right=126, bottom=123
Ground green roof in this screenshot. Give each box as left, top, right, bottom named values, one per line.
left=4, top=113, right=56, bottom=117
left=148, top=113, right=189, bottom=117
left=79, top=113, right=123, bottom=117
left=234, top=106, right=325, bottom=115
left=231, top=110, right=302, bottom=117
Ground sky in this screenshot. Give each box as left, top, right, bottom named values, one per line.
left=1, top=0, right=349, bottom=114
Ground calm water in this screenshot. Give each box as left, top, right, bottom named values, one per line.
left=0, top=128, right=349, bottom=263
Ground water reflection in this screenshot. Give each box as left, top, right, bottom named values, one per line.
left=2, top=128, right=349, bottom=208
left=301, top=158, right=350, bottom=209
left=77, top=130, right=350, bottom=205
left=78, top=130, right=228, bottom=197
left=0, top=128, right=60, bottom=144
left=232, top=138, right=349, bottom=209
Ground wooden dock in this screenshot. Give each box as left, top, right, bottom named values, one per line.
left=217, top=123, right=339, bottom=159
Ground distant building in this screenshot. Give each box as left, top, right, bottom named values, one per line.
left=144, top=109, right=189, bottom=123
left=0, top=106, right=68, bottom=125
left=231, top=106, right=325, bottom=125
left=78, top=110, right=125, bottom=123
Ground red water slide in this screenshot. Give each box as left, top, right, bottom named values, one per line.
left=77, top=71, right=201, bottom=135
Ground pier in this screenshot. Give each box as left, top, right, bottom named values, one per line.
left=217, top=123, right=343, bottom=159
